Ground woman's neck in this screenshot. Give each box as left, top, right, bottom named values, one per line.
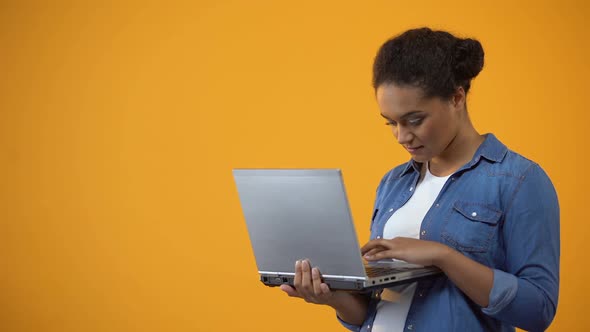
left=428, top=126, right=484, bottom=177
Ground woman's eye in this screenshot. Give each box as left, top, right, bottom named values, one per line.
left=408, top=118, right=423, bottom=126
left=385, top=121, right=397, bottom=126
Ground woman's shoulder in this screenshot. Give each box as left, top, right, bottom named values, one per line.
left=486, top=135, right=553, bottom=183
left=498, top=149, right=538, bottom=174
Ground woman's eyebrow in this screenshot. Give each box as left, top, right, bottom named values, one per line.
left=380, top=113, right=393, bottom=121
left=380, top=111, right=424, bottom=121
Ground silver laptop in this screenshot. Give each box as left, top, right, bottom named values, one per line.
left=233, top=169, right=441, bottom=291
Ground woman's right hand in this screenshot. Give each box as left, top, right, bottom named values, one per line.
left=279, top=259, right=348, bottom=307
left=280, top=259, right=370, bottom=326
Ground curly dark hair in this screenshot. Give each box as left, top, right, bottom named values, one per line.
left=372, top=27, right=484, bottom=99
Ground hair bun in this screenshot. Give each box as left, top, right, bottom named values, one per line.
left=453, top=38, right=485, bottom=81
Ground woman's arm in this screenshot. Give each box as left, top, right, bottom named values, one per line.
left=362, top=237, right=493, bottom=307
left=480, top=164, right=559, bottom=331
left=435, top=245, right=493, bottom=306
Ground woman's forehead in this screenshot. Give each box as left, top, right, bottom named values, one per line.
left=377, top=84, right=438, bottom=116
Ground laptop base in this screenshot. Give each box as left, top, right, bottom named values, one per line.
left=260, top=271, right=443, bottom=291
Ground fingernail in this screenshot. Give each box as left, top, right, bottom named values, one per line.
left=296, top=260, right=300, bottom=267
left=312, top=267, right=318, bottom=276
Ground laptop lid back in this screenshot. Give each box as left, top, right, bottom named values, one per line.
left=233, top=169, right=367, bottom=278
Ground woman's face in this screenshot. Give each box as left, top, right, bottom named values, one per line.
left=376, top=83, right=462, bottom=163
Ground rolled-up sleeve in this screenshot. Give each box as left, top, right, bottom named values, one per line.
left=482, top=164, right=560, bottom=331
left=482, top=269, right=518, bottom=315
left=337, top=314, right=362, bottom=332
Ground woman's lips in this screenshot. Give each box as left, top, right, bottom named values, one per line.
left=406, top=146, right=424, bottom=153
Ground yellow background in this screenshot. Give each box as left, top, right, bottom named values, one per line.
left=1, top=1, right=588, bottom=331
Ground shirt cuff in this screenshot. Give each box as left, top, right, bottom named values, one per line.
left=336, top=314, right=362, bottom=332
left=482, top=268, right=519, bottom=316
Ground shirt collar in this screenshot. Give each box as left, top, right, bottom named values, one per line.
left=475, top=133, right=508, bottom=163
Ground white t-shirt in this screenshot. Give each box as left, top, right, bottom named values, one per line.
left=372, top=163, right=450, bottom=332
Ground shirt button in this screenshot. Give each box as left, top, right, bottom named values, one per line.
left=419, top=292, right=424, bottom=297
left=471, top=212, right=477, bottom=217
left=421, top=230, right=426, bottom=236
left=376, top=236, right=381, bottom=239
left=435, top=203, right=440, bottom=207
left=451, top=177, right=456, bottom=181
left=409, top=187, right=414, bottom=192
left=407, top=325, right=414, bottom=330
left=389, top=208, right=394, bottom=212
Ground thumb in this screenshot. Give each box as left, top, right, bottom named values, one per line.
left=280, top=284, right=299, bottom=297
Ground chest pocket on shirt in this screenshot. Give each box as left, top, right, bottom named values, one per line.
left=441, top=201, right=502, bottom=253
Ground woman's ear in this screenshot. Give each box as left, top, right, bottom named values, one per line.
left=450, top=86, right=466, bottom=111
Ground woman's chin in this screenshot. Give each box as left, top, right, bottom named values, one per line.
left=409, top=152, right=430, bottom=163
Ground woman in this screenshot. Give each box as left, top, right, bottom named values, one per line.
left=280, top=27, right=559, bottom=332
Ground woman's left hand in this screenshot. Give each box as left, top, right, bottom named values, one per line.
left=361, top=237, right=452, bottom=267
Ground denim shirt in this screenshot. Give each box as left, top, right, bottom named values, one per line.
left=339, top=134, right=560, bottom=332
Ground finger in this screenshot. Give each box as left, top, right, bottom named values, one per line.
left=280, top=284, right=300, bottom=297
left=293, top=260, right=302, bottom=289
left=365, top=249, right=398, bottom=261
left=301, top=260, right=313, bottom=295
left=363, top=247, right=383, bottom=258
left=361, top=239, right=389, bottom=254
left=312, top=267, right=323, bottom=296
left=319, top=283, right=331, bottom=295
left=361, top=244, right=388, bottom=257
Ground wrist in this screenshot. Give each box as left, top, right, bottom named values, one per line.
left=325, top=291, right=355, bottom=309
left=433, top=243, right=455, bottom=268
